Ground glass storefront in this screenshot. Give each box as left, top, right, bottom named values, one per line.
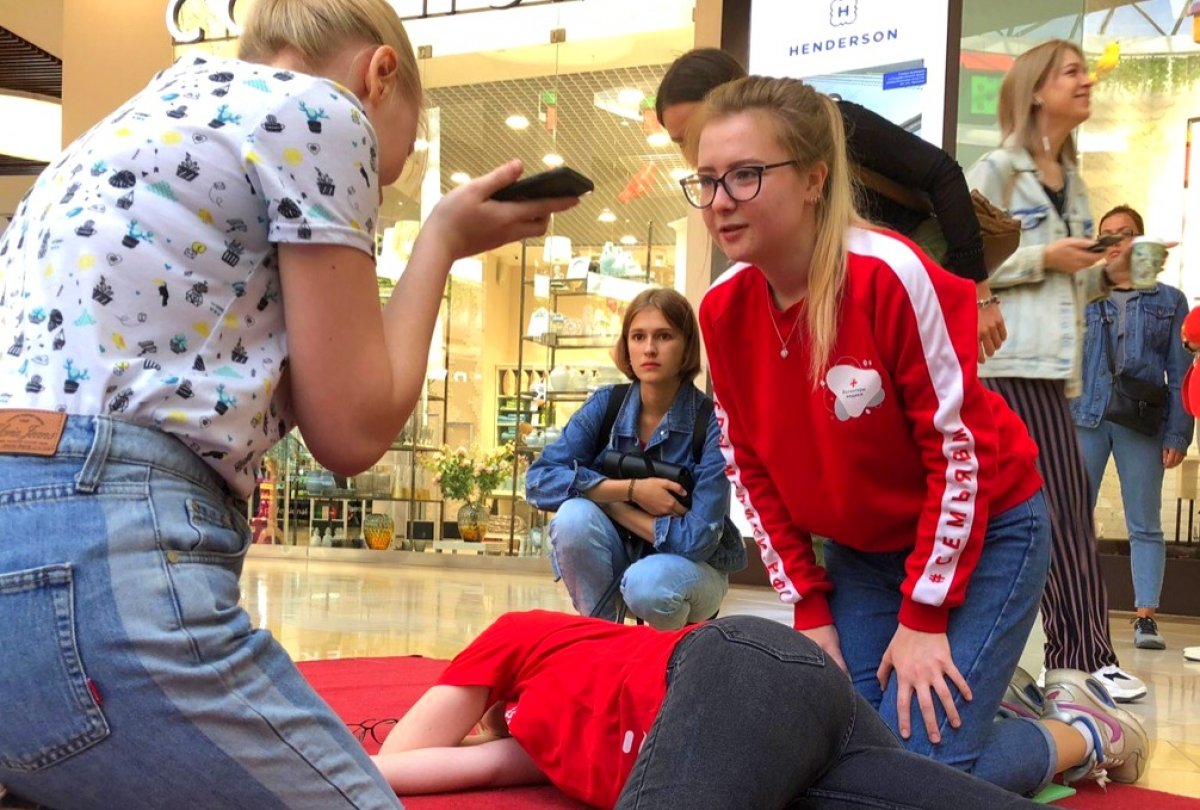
left=176, top=1, right=699, bottom=557
left=959, top=0, right=1200, bottom=298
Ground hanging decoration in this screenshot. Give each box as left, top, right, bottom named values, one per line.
left=1089, top=42, right=1120, bottom=84
left=540, top=90, right=558, bottom=133
left=618, top=161, right=657, bottom=204
left=641, top=96, right=658, bottom=135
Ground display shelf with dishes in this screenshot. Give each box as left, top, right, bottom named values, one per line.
left=483, top=239, right=660, bottom=552
left=248, top=285, right=452, bottom=553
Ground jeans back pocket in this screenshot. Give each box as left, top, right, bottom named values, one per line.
left=0, top=564, right=109, bottom=772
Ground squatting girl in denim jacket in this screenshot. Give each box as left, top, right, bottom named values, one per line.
left=526, top=288, right=745, bottom=628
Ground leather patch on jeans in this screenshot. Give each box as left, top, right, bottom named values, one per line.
left=0, top=409, right=67, bottom=456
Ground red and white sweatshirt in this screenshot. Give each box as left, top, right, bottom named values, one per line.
left=700, top=227, right=1042, bottom=634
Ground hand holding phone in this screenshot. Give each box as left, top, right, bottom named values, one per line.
left=490, top=167, right=594, bottom=202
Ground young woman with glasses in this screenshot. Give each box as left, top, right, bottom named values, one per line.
left=1071, top=205, right=1192, bottom=651
left=656, top=48, right=1008, bottom=362
left=686, top=75, right=1146, bottom=796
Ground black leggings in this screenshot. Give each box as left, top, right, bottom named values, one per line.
left=616, top=616, right=1039, bottom=810
left=983, top=377, right=1119, bottom=671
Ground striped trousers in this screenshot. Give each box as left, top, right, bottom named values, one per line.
left=982, top=377, right=1120, bottom=671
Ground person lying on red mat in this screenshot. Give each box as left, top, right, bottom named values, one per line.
left=370, top=610, right=1045, bottom=810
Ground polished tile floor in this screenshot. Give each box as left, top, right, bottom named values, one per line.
left=241, top=556, right=1200, bottom=799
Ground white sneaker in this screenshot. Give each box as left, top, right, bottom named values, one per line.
left=1091, top=665, right=1147, bottom=703
left=1044, top=669, right=1149, bottom=785
left=1185, top=646, right=1200, bottom=662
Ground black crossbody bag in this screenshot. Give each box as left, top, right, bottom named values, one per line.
left=1101, top=307, right=1167, bottom=437
left=595, top=384, right=711, bottom=510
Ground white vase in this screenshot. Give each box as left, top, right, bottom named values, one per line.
left=548, top=366, right=570, bottom=391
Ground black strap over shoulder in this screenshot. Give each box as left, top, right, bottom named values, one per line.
left=596, top=383, right=712, bottom=465
left=598, top=384, right=631, bottom=453
left=692, top=397, right=713, bottom=465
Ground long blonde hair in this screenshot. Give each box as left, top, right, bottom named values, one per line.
left=999, top=39, right=1083, bottom=162
left=238, top=0, right=421, bottom=104
left=685, top=76, right=864, bottom=382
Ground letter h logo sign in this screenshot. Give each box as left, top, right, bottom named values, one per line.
left=830, top=0, right=857, bottom=26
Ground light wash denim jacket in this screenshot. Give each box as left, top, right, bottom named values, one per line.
left=966, top=145, right=1111, bottom=397
left=1070, top=283, right=1194, bottom=451
left=526, top=383, right=746, bottom=574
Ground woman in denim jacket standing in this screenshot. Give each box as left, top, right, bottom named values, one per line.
left=965, top=40, right=1145, bottom=701
left=1072, top=205, right=1193, bottom=650
left=526, top=288, right=745, bottom=628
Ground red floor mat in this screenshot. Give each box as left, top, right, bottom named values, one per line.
left=297, top=656, right=1199, bottom=809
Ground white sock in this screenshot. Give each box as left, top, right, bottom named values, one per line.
left=1071, top=718, right=1097, bottom=761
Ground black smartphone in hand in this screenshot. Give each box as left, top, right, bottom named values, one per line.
left=1088, top=233, right=1125, bottom=252
left=490, top=167, right=594, bottom=201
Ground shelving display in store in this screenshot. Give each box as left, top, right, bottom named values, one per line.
left=249, top=286, right=453, bottom=552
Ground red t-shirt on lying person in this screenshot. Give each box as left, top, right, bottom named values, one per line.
left=438, top=610, right=697, bottom=809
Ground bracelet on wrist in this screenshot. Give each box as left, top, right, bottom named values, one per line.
left=626, top=479, right=635, bottom=504
left=977, top=294, right=1000, bottom=309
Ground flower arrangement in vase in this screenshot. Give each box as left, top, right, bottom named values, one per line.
left=424, top=443, right=519, bottom=542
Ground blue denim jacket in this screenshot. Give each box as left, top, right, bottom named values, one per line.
left=526, top=383, right=746, bottom=573
left=1070, top=283, right=1194, bottom=451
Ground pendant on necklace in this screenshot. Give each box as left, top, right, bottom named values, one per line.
left=780, top=348, right=789, bottom=358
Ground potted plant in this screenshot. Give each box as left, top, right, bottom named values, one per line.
left=425, top=443, right=517, bottom=542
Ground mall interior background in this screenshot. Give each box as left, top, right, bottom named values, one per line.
left=1, top=0, right=1200, bottom=580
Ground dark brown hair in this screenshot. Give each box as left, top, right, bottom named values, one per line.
left=612, top=288, right=702, bottom=382
left=655, top=48, right=747, bottom=125
left=1099, top=204, right=1145, bottom=236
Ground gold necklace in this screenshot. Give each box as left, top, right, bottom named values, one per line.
left=767, top=294, right=804, bottom=358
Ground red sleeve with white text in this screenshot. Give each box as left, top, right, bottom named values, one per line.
left=700, top=286, right=835, bottom=630
left=853, top=230, right=999, bottom=632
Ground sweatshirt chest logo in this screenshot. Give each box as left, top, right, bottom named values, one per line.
left=824, top=363, right=884, bottom=420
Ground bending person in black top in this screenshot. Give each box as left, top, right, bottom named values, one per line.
left=656, top=47, right=1006, bottom=360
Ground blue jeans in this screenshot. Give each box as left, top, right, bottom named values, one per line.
left=549, top=498, right=727, bottom=629
left=617, top=616, right=1039, bottom=809
left=1077, top=422, right=1167, bottom=609
left=825, top=493, right=1055, bottom=796
left=0, top=416, right=400, bottom=809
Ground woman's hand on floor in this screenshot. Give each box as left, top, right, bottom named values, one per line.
left=798, top=624, right=848, bottom=673
left=877, top=626, right=972, bottom=744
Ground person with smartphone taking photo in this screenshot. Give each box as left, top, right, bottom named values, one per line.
left=965, top=40, right=1147, bottom=704
left=1071, top=204, right=1193, bottom=652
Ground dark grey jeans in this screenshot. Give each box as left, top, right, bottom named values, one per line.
left=616, top=616, right=1040, bottom=810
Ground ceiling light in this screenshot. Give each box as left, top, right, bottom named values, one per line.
left=617, top=88, right=645, bottom=107
left=450, top=171, right=471, bottom=185
left=598, top=209, right=617, bottom=223
left=505, top=114, right=529, bottom=130
left=620, top=235, right=638, bottom=246
left=646, top=131, right=672, bottom=148
left=669, top=167, right=691, bottom=181
left=0, top=93, right=61, bottom=162
left=542, top=153, right=565, bottom=167
left=413, top=138, right=430, bottom=152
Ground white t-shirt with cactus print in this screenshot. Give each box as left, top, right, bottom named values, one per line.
left=0, top=56, right=379, bottom=496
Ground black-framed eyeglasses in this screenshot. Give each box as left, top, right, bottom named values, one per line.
left=1098, top=228, right=1137, bottom=241
left=348, top=717, right=398, bottom=747
left=679, top=161, right=798, bottom=209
